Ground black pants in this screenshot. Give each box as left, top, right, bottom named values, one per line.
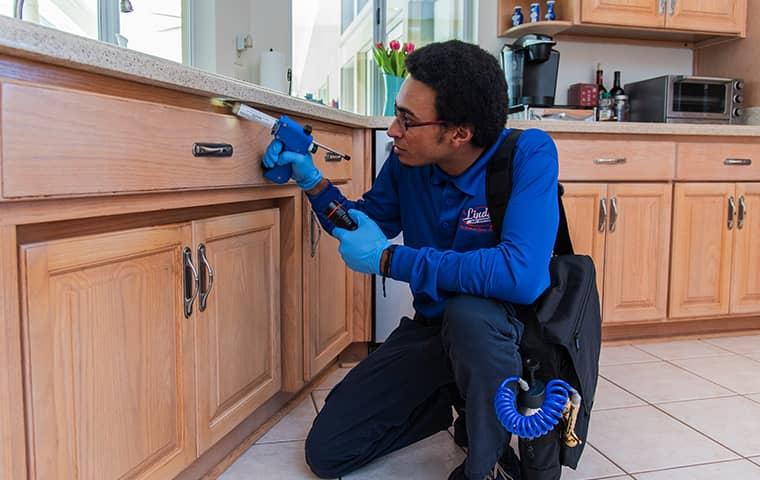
left=304, top=295, right=525, bottom=480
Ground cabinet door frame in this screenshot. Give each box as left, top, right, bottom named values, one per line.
left=19, top=224, right=196, bottom=480
left=603, top=183, right=672, bottom=323
left=581, top=0, right=666, bottom=28
left=561, top=182, right=608, bottom=304
left=730, top=182, right=760, bottom=314
left=193, top=209, right=282, bottom=454
left=666, top=0, right=746, bottom=34
left=670, top=182, right=735, bottom=318
left=302, top=190, right=354, bottom=381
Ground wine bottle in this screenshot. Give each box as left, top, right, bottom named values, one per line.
left=610, top=71, right=624, bottom=98
left=595, top=63, right=607, bottom=103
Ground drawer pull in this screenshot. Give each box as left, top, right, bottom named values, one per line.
left=192, top=143, right=234, bottom=157
left=324, top=151, right=345, bottom=162
left=724, top=158, right=752, bottom=166
left=593, top=157, right=627, bottom=165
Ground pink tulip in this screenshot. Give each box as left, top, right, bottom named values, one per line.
left=376, top=42, right=383, bottom=49
left=389, top=40, right=401, bottom=51
left=404, top=42, right=415, bottom=54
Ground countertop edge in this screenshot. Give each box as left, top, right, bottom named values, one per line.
left=2, top=17, right=760, bottom=137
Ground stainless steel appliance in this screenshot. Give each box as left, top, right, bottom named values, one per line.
left=501, top=34, right=560, bottom=108
left=625, top=75, right=744, bottom=124
left=373, top=129, right=414, bottom=343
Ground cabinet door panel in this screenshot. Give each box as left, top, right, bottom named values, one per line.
left=194, top=210, right=281, bottom=453
left=20, top=225, right=195, bottom=480
left=581, top=0, right=665, bottom=27
left=603, top=184, right=672, bottom=323
left=562, top=183, right=607, bottom=302
left=667, top=0, right=746, bottom=33
left=303, top=196, right=353, bottom=380
left=730, top=183, right=760, bottom=314
left=670, top=183, right=734, bottom=318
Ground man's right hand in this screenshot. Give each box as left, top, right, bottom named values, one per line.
left=262, top=140, right=323, bottom=190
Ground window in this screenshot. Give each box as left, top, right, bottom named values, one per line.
left=0, top=0, right=14, bottom=17
left=293, top=0, right=476, bottom=115
left=11, top=0, right=185, bottom=64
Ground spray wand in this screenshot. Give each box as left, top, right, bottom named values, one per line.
left=210, top=99, right=350, bottom=184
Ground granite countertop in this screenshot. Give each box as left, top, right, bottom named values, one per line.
left=2, top=16, right=760, bottom=136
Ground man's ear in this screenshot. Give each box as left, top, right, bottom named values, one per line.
left=449, top=124, right=474, bottom=147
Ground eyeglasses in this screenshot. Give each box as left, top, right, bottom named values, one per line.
left=394, top=104, right=447, bottom=132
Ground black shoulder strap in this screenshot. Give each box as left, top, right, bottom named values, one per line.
left=485, top=129, right=574, bottom=256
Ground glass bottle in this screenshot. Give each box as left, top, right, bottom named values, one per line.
left=595, top=64, right=607, bottom=104
left=610, top=71, right=624, bottom=98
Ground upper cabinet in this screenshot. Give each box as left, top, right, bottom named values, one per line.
left=498, top=0, right=747, bottom=43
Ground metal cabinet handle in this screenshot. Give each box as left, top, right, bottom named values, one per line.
left=724, top=158, right=752, bottom=166
left=669, top=0, right=676, bottom=15
left=182, top=247, right=200, bottom=318
left=593, top=157, right=627, bottom=165
left=738, top=195, right=747, bottom=230
left=598, top=198, right=608, bottom=233
left=609, top=197, right=619, bottom=233
left=310, top=210, right=322, bottom=257
left=728, top=196, right=736, bottom=230
left=192, top=143, right=234, bottom=157
left=198, top=244, right=215, bottom=312
left=659, top=0, right=666, bottom=15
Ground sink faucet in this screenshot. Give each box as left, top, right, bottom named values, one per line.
left=13, top=0, right=24, bottom=19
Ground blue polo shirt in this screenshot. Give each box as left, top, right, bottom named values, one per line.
left=308, top=128, right=559, bottom=319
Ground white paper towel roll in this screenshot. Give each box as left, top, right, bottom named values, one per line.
left=260, top=49, right=288, bottom=93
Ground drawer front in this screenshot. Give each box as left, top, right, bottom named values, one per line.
left=676, top=141, right=760, bottom=181
left=303, top=120, right=353, bottom=184
left=1, top=82, right=353, bottom=198
left=554, top=136, right=676, bottom=181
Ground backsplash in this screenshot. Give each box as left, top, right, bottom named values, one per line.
left=741, top=106, right=760, bottom=125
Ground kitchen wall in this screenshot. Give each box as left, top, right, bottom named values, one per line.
left=477, top=0, right=693, bottom=105
left=695, top=0, right=759, bottom=122
left=191, top=0, right=291, bottom=86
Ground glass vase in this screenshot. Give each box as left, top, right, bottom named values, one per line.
left=383, top=74, right=405, bottom=116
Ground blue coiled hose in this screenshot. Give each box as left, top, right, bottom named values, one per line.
left=494, top=376, right=581, bottom=440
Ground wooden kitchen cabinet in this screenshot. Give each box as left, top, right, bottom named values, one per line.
left=302, top=192, right=353, bottom=381
left=730, top=184, right=760, bottom=314
left=671, top=183, right=760, bottom=318
left=563, top=183, right=672, bottom=324
left=193, top=210, right=281, bottom=454
left=667, top=0, right=746, bottom=34
left=581, top=0, right=665, bottom=28
left=19, top=224, right=197, bottom=480
left=498, top=0, right=746, bottom=40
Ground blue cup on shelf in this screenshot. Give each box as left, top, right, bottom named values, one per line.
left=545, top=0, right=557, bottom=21
left=530, top=2, right=540, bottom=22
left=512, top=5, right=524, bottom=26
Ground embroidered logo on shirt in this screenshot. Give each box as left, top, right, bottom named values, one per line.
left=459, top=206, right=492, bottom=231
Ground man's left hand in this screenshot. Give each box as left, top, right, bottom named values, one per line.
left=332, top=210, right=390, bottom=275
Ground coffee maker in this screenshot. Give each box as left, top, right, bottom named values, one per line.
left=501, top=34, right=560, bottom=107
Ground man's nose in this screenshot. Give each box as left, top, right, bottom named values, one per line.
left=387, top=117, right=404, bottom=138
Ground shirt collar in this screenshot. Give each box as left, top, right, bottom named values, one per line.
left=431, top=128, right=510, bottom=196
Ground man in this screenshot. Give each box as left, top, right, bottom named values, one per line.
left=263, top=40, right=559, bottom=480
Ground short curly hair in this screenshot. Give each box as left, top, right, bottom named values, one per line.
left=405, top=40, right=507, bottom=148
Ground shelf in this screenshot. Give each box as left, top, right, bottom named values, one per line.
left=498, top=21, right=743, bottom=47
left=499, top=21, right=574, bottom=40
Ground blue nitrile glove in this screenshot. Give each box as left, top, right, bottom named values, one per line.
left=332, top=210, right=391, bottom=275
left=262, top=139, right=323, bottom=190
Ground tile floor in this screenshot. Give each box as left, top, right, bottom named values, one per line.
left=221, top=334, right=760, bottom=479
